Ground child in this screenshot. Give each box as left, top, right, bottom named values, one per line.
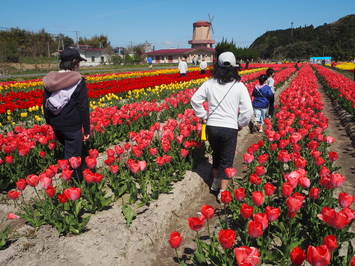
left=252, top=74, right=273, bottom=132
left=266, top=68, right=275, bottom=117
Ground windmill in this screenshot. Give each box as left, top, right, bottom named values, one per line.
left=207, top=13, right=214, bottom=39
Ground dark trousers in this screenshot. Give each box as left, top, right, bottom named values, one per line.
left=207, top=126, right=238, bottom=180
left=54, top=129, right=83, bottom=160
left=268, top=94, right=275, bottom=117
left=54, top=129, right=84, bottom=179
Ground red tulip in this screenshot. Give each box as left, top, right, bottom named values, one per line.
left=26, top=174, right=40, bottom=187
left=327, top=151, right=338, bottom=161
left=252, top=213, right=268, bottom=230
left=201, top=205, right=214, bottom=219
left=234, top=187, right=246, bottom=201
left=138, top=161, right=147, bottom=171
left=310, top=187, right=320, bottom=199
left=58, top=193, right=68, bottom=203
left=329, top=173, right=346, bottom=188
left=46, top=185, right=56, bottom=198
left=225, top=167, right=236, bottom=178
left=180, top=148, right=189, bottom=158
left=58, top=159, right=69, bottom=170
left=243, top=153, right=254, bottom=164
left=277, top=150, right=290, bottom=163
left=88, top=148, right=100, bottom=158
left=168, top=231, right=182, bottom=249
left=286, top=197, right=303, bottom=212
left=269, top=143, right=278, bottom=151
left=109, top=165, right=119, bottom=174
left=264, top=183, right=276, bottom=196
left=324, top=136, right=335, bottom=144
left=61, top=168, right=73, bottom=181
left=234, top=246, right=260, bottom=266
left=8, top=190, right=21, bottom=200
left=104, top=156, right=115, bottom=166
left=322, top=235, right=338, bottom=252
left=218, top=229, right=236, bottom=249
left=320, top=174, right=334, bottom=190
left=247, top=221, right=263, bottom=238
left=257, top=153, right=268, bottom=165
left=281, top=182, right=294, bottom=197
left=220, top=190, right=232, bottom=205
left=265, top=206, right=281, bottom=222
left=85, top=156, right=97, bottom=169
left=254, top=165, right=265, bottom=176
left=64, top=187, right=81, bottom=201
left=338, top=192, right=355, bottom=208
left=5, top=155, right=14, bottom=164
left=7, top=213, right=19, bottom=219
left=39, top=176, right=52, bottom=189
left=298, top=176, right=310, bottom=189
left=251, top=191, right=264, bottom=206
left=240, top=203, right=254, bottom=219
left=351, top=256, right=355, bottom=266
left=188, top=215, right=205, bottom=231
left=163, top=154, right=172, bottom=163
left=306, top=245, right=331, bottom=266
left=16, top=179, right=27, bottom=191
left=69, top=156, right=82, bottom=169
left=155, top=156, right=165, bottom=166
left=290, top=246, right=306, bottom=265
left=249, top=174, right=262, bottom=185
left=39, top=151, right=46, bottom=158
left=149, top=147, right=158, bottom=156
left=317, top=206, right=354, bottom=229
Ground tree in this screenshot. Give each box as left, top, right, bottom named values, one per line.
left=79, top=34, right=110, bottom=48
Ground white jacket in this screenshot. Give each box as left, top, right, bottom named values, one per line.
left=191, top=79, right=253, bottom=130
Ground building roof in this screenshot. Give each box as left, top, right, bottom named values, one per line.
left=145, top=47, right=215, bottom=55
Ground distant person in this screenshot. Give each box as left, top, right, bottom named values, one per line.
left=199, top=58, right=207, bottom=74
left=252, top=74, right=273, bottom=133
left=178, top=57, right=188, bottom=77
left=265, top=68, right=275, bottom=117
left=43, top=47, right=90, bottom=167
left=147, top=57, right=153, bottom=68
left=245, top=59, right=250, bottom=69
left=190, top=51, right=253, bottom=202
left=294, top=62, right=299, bottom=71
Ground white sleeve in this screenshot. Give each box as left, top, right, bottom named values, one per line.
left=190, top=83, right=208, bottom=120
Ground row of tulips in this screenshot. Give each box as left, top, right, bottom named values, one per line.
left=0, top=67, right=270, bottom=191
left=7, top=106, right=206, bottom=234
left=3, top=65, right=297, bottom=235
left=0, top=66, right=271, bottom=127
left=313, top=64, right=355, bottom=120
left=169, top=64, right=355, bottom=265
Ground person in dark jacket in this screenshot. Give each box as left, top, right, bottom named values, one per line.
left=252, top=74, right=273, bottom=132
left=43, top=47, right=90, bottom=162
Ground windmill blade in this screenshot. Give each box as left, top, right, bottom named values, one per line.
left=208, top=14, right=214, bottom=35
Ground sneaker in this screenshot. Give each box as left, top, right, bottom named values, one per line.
left=211, top=179, right=221, bottom=191
left=259, top=128, right=263, bottom=133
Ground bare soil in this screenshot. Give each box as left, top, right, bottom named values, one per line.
left=1, top=75, right=355, bottom=266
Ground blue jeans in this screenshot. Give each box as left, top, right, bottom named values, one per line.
left=254, top=108, right=267, bottom=125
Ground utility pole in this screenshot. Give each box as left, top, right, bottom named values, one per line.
left=291, top=22, right=294, bottom=38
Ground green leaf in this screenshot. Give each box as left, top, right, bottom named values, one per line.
left=122, top=204, right=137, bottom=227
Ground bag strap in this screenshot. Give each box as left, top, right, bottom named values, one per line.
left=207, top=80, right=236, bottom=120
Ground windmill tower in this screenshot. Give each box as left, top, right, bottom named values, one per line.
left=188, top=14, right=215, bottom=48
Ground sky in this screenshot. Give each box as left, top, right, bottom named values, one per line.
left=2, top=0, right=354, bottom=50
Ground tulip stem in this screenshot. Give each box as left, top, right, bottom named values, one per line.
left=174, top=248, right=181, bottom=263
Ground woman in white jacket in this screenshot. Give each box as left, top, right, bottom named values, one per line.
left=190, top=52, right=253, bottom=202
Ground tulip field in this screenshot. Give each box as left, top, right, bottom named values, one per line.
left=1, top=62, right=355, bottom=265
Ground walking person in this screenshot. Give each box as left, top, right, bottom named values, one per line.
left=147, top=57, right=153, bottom=68
left=43, top=47, right=90, bottom=171
left=265, top=68, right=275, bottom=117
left=178, top=57, right=188, bottom=77
left=199, top=58, right=207, bottom=74
left=190, top=52, right=253, bottom=202
left=252, top=74, right=273, bottom=133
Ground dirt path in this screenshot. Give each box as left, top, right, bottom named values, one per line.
left=1, top=72, right=355, bottom=265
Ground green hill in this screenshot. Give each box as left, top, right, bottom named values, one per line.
left=249, top=14, right=355, bottom=61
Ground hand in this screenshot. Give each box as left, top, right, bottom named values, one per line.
left=83, top=134, right=90, bottom=142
